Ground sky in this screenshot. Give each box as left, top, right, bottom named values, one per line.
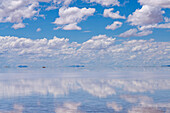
left=0, top=0, right=170, bottom=67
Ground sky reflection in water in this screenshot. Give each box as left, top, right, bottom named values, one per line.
left=0, top=67, right=170, bottom=113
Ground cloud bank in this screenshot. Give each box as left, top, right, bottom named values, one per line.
left=0, top=35, right=169, bottom=66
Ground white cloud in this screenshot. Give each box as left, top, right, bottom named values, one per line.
left=11, top=23, right=25, bottom=29
left=138, top=0, right=170, bottom=8
left=0, top=35, right=169, bottom=66
left=119, top=28, right=153, bottom=37
left=103, top=8, right=125, bottom=19
left=127, top=5, right=164, bottom=26
left=36, top=28, right=41, bottom=32
left=157, top=23, right=170, bottom=28
left=63, top=23, right=82, bottom=30
left=53, top=7, right=95, bottom=30
left=38, top=0, right=73, bottom=6
left=47, top=36, right=78, bottom=49
left=105, top=21, right=122, bottom=30
left=164, top=17, right=170, bottom=22
left=80, top=35, right=116, bottom=50
left=0, top=0, right=39, bottom=24
left=53, top=0, right=73, bottom=5
left=139, top=23, right=170, bottom=30
left=53, top=26, right=62, bottom=30
left=126, top=1, right=170, bottom=34
left=45, top=5, right=57, bottom=11
left=54, top=7, right=95, bottom=25
left=38, top=0, right=52, bottom=2
left=136, top=30, right=153, bottom=37
left=85, top=0, right=120, bottom=6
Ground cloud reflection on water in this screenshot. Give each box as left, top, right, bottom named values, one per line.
left=55, top=102, right=82, bottom=113
left=0, top=79, right=170, bottom=98
left=0, top=71, right=170, bottom=113
left=0, top=104, right=23, bottom=113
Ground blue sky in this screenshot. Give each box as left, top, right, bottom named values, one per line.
left=0, top=0, right=170, bottom=66
left=0, top=0, right=169, bottom=42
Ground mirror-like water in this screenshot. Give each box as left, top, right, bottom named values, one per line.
left=0, top=67, right=170, bottom=113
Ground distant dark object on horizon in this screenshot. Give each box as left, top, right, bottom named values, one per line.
left=4, top=66, right=10, bottom=68
left=161, top=65, right=170, bottom=67
left=18, top=65, right=28, bottom=68
left=69, top=65, right=85, bottom=67
left=42, top=66, right=46, bottom=68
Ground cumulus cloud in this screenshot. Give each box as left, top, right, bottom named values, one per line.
left=80, top=35, right=116, bottom=50
left=119, top=28, right=153, bottom=37
left=38, top=0, right=73, bottom=6
left=0, top=36, right=80, bottom=64
left=53, top=7, right=95, bottom=30
left=11, top=23, right=25, bottom=29
left=53, top=0, right=73, bottom=5
left=138, top=23, right=170, bottom=30
left=38, top=0, right=52, bottom=2
left=138, top=0, right=170, bottom=8
left=103, top=8, right=126, bottom=19
left=125, top=1, right=170, bottom=36
left=164, top=17, right=170, bottom=22
left=63, top=23, right=82, bottom=30
left=53, top=26, right=62, bottom=30
left=53, top=7, right=95, bottom=24
left=156, top=23, right=170, bottom=29
left=105, top=21, right=122, bottom=30
left=40, top=0, right=120, bottom=8
left=0, top=34, right=169, bottom=66
left=85, top=0, right=120, bottom=6
left=127, top=5, right=164, bottom=26
left=0, top=0, right=39, bottom=28
left=36, top=28, right=41, bottom=32
left=45, top=5, right=57, bottom=11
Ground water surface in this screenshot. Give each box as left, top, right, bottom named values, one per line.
left=0, top=67, right=170, bottom=113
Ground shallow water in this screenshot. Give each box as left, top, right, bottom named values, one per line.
left=0, top=67, right=170, bottom=113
